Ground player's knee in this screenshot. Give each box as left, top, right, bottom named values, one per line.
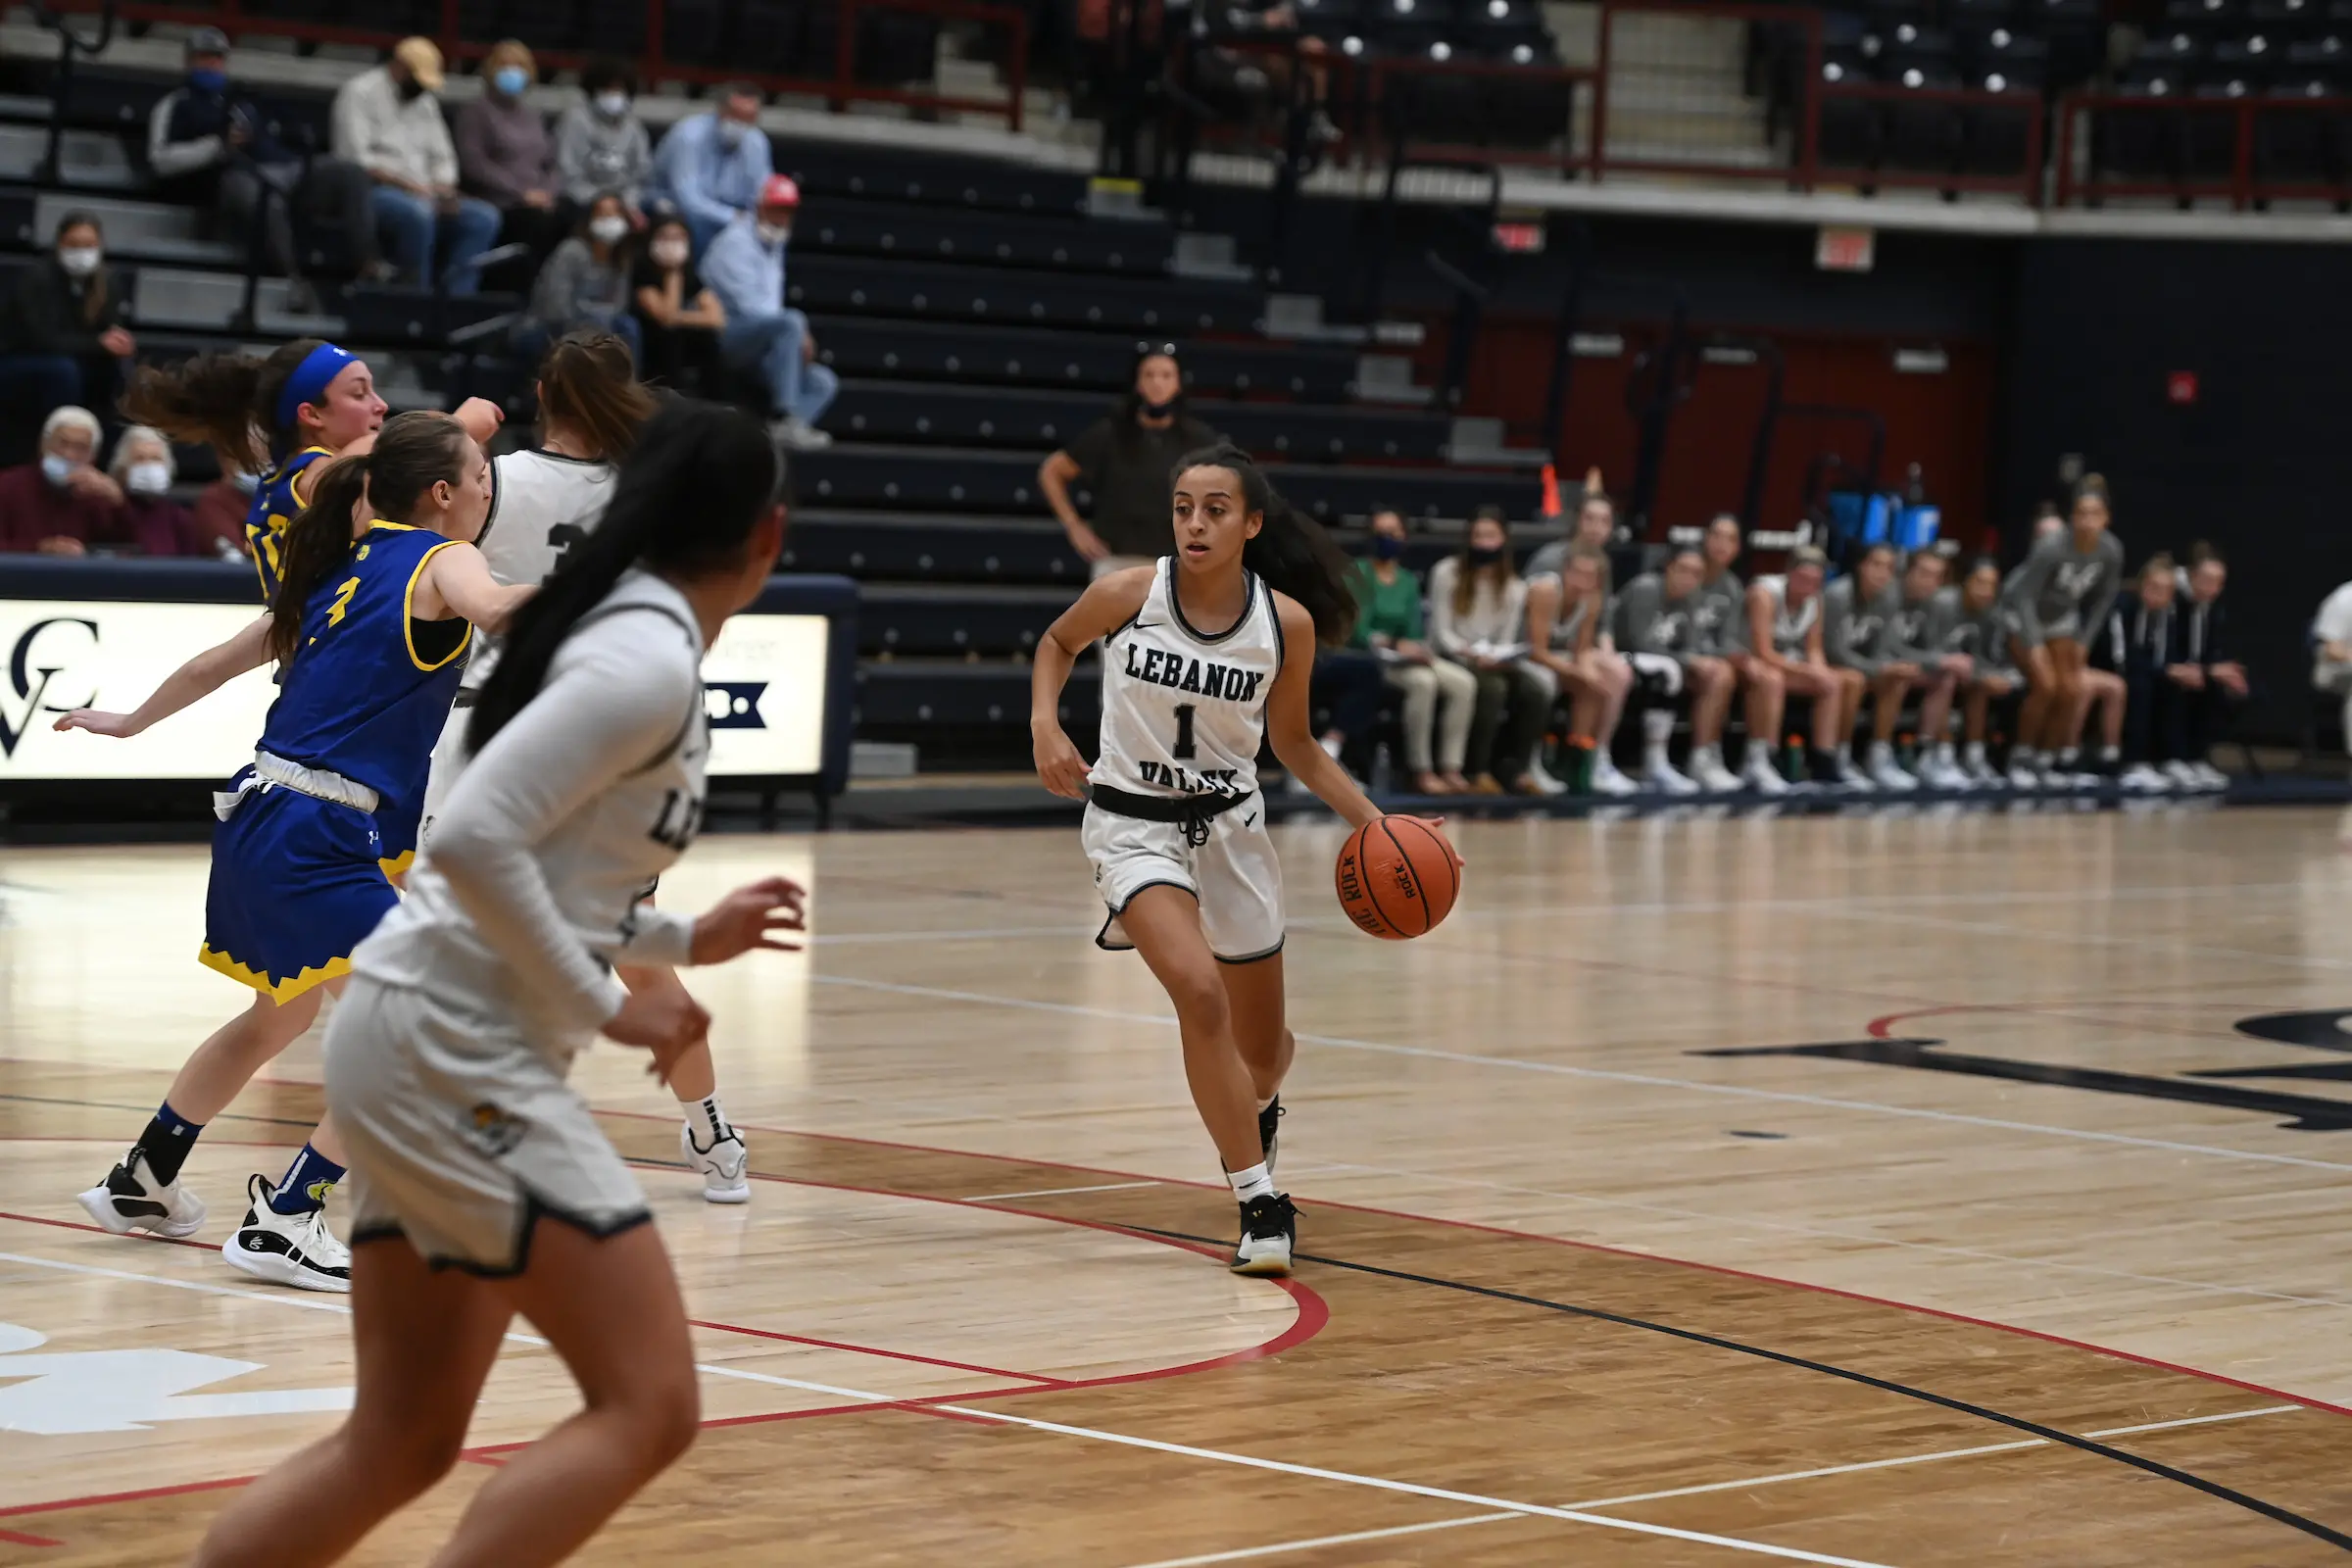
left=1166, top=966, right=1231, bottom=1034
left=638, top=1374, right=702, bottom=1472
left=362, top=1416, right=468, bottom=1498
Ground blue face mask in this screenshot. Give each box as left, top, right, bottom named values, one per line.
left=188, top=67, right=227, bottom=93
left=1372, top=534, right=1405, bottom=561
left=493, top=66, right=528, bottom=97
left=39, top=454, right=74, bottom=487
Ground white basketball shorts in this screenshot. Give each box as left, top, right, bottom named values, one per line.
left=1083, top=797, right=1286, bottom=964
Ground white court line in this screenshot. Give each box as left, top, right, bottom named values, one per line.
left=809, top=973, right=2352, bottom=1175
left=1113, top=1404, right=2307, bottom=1568
left=963, top=1181, right=1162, bottom=1202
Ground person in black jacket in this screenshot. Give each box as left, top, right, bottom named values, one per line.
left=0, top=213, right=135, bottom=458
left=2176, top=544, right=2244, bottom=787
left=146, top=26, right=384, bottom=308
left=2095, top=554, right=2213, bottom=791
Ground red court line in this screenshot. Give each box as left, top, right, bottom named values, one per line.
left=0, top=1208, right=215, bottom=1252
left=0, top=1475, right=248, bottom=1523
left=0, top=1526, right=61, bottom=1547
left=607, top=1111, right=2352, bottom=1423
left=685, top=1318, right=1067, bottom=1386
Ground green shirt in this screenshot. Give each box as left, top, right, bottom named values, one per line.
left=1348, top=560, right=1425, bottom=649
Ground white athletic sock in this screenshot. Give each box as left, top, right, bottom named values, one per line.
left=2056, top=746, right=2081, bottom=768
left=1642, top=709, right=1674, bottom=768
left=684, top=1096, right=733, bottom=1149
left=2097, top=744, right=2120, bottom=766
left=1691, top=743, right=1720, bottom=769
left=1227, top=1161, right=1277, bottom=1203
left=1835, top=739, right=1853, bottom=765
left=1963, top=741, right=1986, bottom=766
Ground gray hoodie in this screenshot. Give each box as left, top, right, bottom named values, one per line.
left=2002, top=527, right=2124, bottom=647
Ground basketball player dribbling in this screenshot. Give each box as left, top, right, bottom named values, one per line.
left=1030, top=443, right=1461, bottom=1277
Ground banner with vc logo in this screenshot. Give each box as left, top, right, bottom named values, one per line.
left=0, top=600, right=831, bottom=782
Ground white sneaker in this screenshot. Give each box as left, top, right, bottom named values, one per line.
left=1918, top=756, right=1971, bottom=789
left=1962, top=754, right=2002, bottom=786
left=1523, top=757, right=1568, bottom=797
left=2120, top=762, right=2171, bottom=792
left=1691, top=748, right=1743, bottom=792
left=1589, top=755, right=1640, bottom=797
left=220, top=1175, right=350, bottom=1293
left=1822, top=754, right=1875, bottom=792
left=2005, top=760, right=2041, bottom=788
left=1642, top=757, right=1699, bottom=795
left=1740, top=753, right=1790, bottom=795
left=683, top=1121, right=752, bottom=1203
left=77, top=1151, right=206, bottom=1239
left=770, top=416, right=833, bottom=451
left=2192, top=760, right=2230, bottom=790
left=1867, top=745, right=1918, bottom=791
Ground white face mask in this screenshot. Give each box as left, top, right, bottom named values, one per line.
left=594, top=90, right=629, bottom=119
left=57, top=246, right=100, bottom=277
left=651, top=239, right=690, bottom=269
left=756, top=221, right=791, bottom=247
left=231, top=468, right=261, bottom=494
left=589, top=215, right=629, bottom=245
left=125, top=460, right=172, bottom=495
left=39, top=453, right=74, bottom=486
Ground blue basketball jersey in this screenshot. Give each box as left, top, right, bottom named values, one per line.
left=259, top=521, right=472, bottom=806
left=244, top=445, right=333, bottom=603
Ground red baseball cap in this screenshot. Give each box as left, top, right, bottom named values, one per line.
left=759, top=174, right=802, bottom=210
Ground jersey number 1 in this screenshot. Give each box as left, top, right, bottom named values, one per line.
left=1170, top=704, right=1197, bottom=761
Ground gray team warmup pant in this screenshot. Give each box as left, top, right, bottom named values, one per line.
left=1384, top=659, right=1477, bottom=773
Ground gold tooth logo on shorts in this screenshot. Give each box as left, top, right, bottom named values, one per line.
left=462, top=1102, right=526, bottom=1156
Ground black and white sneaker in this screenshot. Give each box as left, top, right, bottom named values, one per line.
left=681, top=1121, right=751, bottom=1204
left=76, top=1152, right=206, bottom=1239
left=1230, top=1193, right=1298, bottom=1277
left=220, top=1174, right=351, bottom=1294
left=1257, top=1097, right=1285, bottom=1176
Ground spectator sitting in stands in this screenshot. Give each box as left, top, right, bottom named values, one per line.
left=0, top=406, right=124, bottom=555
left=1882, top=549, right=1973, bottom=788
left=0, top=215, right=133, bottom=456
left=2177, top=545, right=2241, bottom=788
left=1615, top=546, right=1740, bottom=792
left=455, top=39, right=563, bottom=280
left=1431, top=512, right=1546, bottom=795
left=148, top=28, right=384, bottom=312
left=1942, top=556, right=2024, bottom=785
left=107, top=424, right=221, bottom=558
left=648, top=84, right=771, bottom=254
left=332, top=37, right=499, bottom=294
left=1351, top=506, right=1476, bottom=795
left=192, top=464, right=258, bottom=561
left=703, top=175, right=837, bottom=450
left=556, top=58, right=652, bottom=226
left=1525, top=544, right=1637, bottom=796
left=1041, top=347, right=1220, bottom=578
left=1822, top=542, right=1903, bottom=790
left=631, top=215, right=724, bottom=396
left=516, top=194, right=640, bottom=364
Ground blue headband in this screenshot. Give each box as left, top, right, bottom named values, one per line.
left=275, top=342, right=357, bottom=432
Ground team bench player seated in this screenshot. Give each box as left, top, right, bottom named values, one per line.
left=1612, top=546, right=1739, bottom=793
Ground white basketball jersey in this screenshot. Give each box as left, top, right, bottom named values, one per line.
left=465, top=450, right=619, bottom=691
left=1750, top=575, right=1819, bottom=657
left=1091, top=559, right=1283, bottom=801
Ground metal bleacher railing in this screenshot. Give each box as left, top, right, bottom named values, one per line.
left=1156, top=0, right=2352, bottom=211
left=37, top=0, right=1030, bottom=130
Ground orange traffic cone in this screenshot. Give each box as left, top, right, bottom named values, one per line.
left=1539, top=463, right=1562, bottom=520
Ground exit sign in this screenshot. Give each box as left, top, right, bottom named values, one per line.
left=2168, top=370, right=2199, bottom=405
left=1816, top=225, right=1875, bottom=271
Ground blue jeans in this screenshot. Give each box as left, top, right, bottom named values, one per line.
left=368, top=186, right=501, bottom=295
left=720, top=308, right=838, bottom=426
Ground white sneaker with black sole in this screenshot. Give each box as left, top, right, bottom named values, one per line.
left=76, top=1152, right=206, bottom=1239
left=220, top=1174, right=351, bottom=1293
left=2120, top=762, right=2171, bottom=792
left=2191, top=760, right=2230, bottom=790
left=1230, top=1193, right=1298, bottom=1277
left=682, top=1121, right=752, bottom=1203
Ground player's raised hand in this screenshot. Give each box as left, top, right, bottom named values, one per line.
left=689, top=876, right=808, bottom=963
left=452, top=397, right=506, bottom=445
left=1033, top=722, right=1090, bottom=799
left=52, top=709, right=142, bottom=739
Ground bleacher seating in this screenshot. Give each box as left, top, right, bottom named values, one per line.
left=0, top=34, right=1545, bottom=773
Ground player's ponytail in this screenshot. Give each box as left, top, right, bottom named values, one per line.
left=267, top=411, right=468, bottom=665
left=122, top=336, right=336, bottom=474
left=469, top=399, right=782, bottom=756
left=1172, top=442, right=1356, bottom=646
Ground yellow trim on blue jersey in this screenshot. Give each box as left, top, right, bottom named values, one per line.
left=282, top=444, right=335, bottom=510
left=401, top=536, right=475, bottom=673
left=198, top=944, right=351, bottom=1004
left=377, top=848, right=416, bottom=880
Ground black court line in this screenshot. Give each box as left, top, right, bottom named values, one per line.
left=0, top=1091, right=318, bottom=1130
left=1126, top=1223, right=2352, bottom=1554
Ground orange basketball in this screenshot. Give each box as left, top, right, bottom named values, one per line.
left=1335, top=815, right=1459, bottom=940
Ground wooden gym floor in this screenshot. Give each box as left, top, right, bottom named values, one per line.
left=5, top=805, right=2352, bottom=1564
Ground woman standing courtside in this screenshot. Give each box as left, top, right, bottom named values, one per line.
left=190, top=402, right=808, bottom=1568
left=1039, top=346, right=1219, bottom=577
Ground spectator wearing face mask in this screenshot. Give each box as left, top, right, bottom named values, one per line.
left=702, top=174, right=836, bottom=449
left=0, top=406, right=127, bottom=555
left=515, top=194, right=641, bottom=362
left=1039, top=348, right=1220, bottom=576
left=332, top=36, right=500, bottom=293
left=555, top=59, right=651, bottom=224
left=0, top=215, right=134, bottom=455
left=647, top=84, right=771, bottom=254
left=192, top=464, right=260, bottom=560
left=455, top=39, right=563, bottom=276
left=148, top=27, right=384, bottom=311
left=631, top=215, right=724, bottom=395
left=106, top=424, right=218, bottom=558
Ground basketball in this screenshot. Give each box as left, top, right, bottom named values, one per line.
left=1335, top=816, right=1459, bottom=940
